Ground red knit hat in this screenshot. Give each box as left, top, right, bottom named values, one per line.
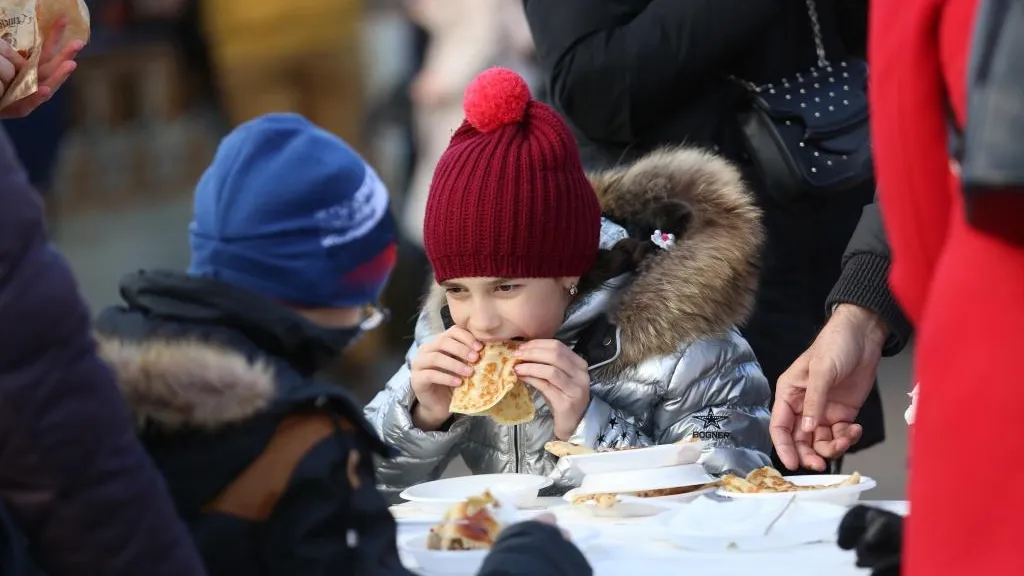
left=423, top=68, right=601, bottom=283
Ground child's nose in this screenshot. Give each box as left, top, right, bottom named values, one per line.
left=467, top=306, right=502, bottom=335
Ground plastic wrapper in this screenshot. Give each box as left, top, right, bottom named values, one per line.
left=0, top=0, right=89, bottom=108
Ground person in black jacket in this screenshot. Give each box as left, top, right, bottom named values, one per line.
left=92, top=113, right=591, bottom=575
left=523, top=0, right=912, bottom=473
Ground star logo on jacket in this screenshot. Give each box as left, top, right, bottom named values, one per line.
left=692, top=408, right=731, bottom=440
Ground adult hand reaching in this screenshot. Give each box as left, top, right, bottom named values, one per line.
left=770, top=304, right=888, bottom=471
left=0, top=17, right=84, bottom=119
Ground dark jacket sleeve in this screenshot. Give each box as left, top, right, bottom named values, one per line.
left=825, top=200, right=913, bottom=356
left=0, top=129, right=207, bottom=576
left=479, top=522, right=593, bottom=576
left=523, top=0, right=782, bottom=145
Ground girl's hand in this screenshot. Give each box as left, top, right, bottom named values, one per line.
left=0, top=17, right=84, bottom=119
left=514, top=340, right=590, bottom=440
left=409, top=326, right=482, bottom=430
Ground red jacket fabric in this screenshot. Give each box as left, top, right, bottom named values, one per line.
left=870, top=0, right=1024, bottom=574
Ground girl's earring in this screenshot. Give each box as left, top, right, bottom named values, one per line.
left=569, top=284, right=578, bottom=297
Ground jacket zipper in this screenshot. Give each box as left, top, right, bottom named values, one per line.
left=513, top=425, right=521, bottom=473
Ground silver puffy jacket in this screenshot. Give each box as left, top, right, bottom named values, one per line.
left=366, top=148, right=772, bottom=499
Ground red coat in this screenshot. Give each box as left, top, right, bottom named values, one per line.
left=871, top=0, right=1024, bottom=574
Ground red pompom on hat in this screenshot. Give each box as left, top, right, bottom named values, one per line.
left=463, top=68, right=532, bottom=132
left=423, top=68, right=601, bottom=284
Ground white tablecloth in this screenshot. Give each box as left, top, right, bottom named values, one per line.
left=393, top=498, right=908, bottom=575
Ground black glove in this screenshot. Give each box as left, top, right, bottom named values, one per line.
left=837, top=505, right=903, bottom=576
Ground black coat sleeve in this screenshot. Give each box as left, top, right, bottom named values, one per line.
left=523, top=0, right=782, bottom=145
left=825, top=201, right=913, bottom=356
left=479, top=522, right=592, bottom=576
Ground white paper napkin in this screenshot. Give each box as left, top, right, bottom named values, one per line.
left=667, top=497, right=847, bottom=537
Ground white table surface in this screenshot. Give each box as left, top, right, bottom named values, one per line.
left=392, top=498, right=908, bottom=575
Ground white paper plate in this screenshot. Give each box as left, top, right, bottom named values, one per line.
left=563, top=486, right=715, bottom=518
left=658, top=497, right=849, bottom=551
left=399, top=524, right=601, bottom=575
left=576, top=463, right=715, bottom=496
left=714, top=475, right=877, bottom=507
left=394, top=509, right=547, bottom=531
left=399, top=474, right=553, bottom=511
left=564, top=442, right=702, bottom=475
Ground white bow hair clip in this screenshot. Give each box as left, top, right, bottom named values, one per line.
left=651, top=229, right=676, bottom=250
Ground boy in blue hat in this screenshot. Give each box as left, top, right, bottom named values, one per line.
left=92, top=113, right=589, bottom=575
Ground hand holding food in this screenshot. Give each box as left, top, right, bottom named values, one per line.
left=450, top=341, right=535, bottom=425
left=514, top=339, right=591, bottom=440
left=0, top=0, right=90, bottom=116
left=410, top=326, right=481, bottom=430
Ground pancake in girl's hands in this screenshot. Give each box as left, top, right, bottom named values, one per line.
left=483, top=379, right=535, bottom=424
left=449, top=342, right=520, bottom=415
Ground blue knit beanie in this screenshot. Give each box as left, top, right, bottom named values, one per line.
left=188, top=113, right=396, bottom=308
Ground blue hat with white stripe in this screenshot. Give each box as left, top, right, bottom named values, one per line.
left=188, top=113, right=396, bottom=307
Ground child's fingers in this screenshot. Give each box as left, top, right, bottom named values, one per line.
left=424, top=350, right=472, bottom=379
left=516, top=346, right=589, bottom=380
left=515, top=363, right=573, bottom=395
left=518, top=374, right=565, bottom=403
left=435, top=334, right=478, bottom=364
left=794, top=426, right=826, bottom=471
left=446, top=326, right=482, bottom=352
left=414, top=368, right=463, bottom=388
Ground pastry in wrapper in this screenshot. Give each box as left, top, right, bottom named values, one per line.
left=0, top=0, right=90, bottom=107
left=721, top=466, right=862, bottom=493
left=426, top=492, right=505, bottom=551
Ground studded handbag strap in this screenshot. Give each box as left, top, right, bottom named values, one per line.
left=731, top=0, right=831, bottom=90
left=804, top=0, right=829, bottom=67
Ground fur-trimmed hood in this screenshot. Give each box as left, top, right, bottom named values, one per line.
left=92, top=270, right=368, bottom=431
left=419, top=146, right=764, bottom=368
left=96, top=336, right=277, bottom=429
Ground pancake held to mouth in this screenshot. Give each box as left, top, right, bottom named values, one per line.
left=449, top=341, right=535, bottom=425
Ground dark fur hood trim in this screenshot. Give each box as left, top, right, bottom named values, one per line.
left=96, top=336, right=275, bottom=429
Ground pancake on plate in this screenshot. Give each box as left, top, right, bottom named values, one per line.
left=571, top=483, right=719, bottom=508
left=721, top=467, right=862, bottom=493
left=426, top=492, right=505, bottom=551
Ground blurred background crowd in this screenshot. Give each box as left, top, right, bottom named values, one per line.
left=13, top=0, right=909, bottom=498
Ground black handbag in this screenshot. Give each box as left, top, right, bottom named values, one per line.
left=734, top=0, right=873, bottom=203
